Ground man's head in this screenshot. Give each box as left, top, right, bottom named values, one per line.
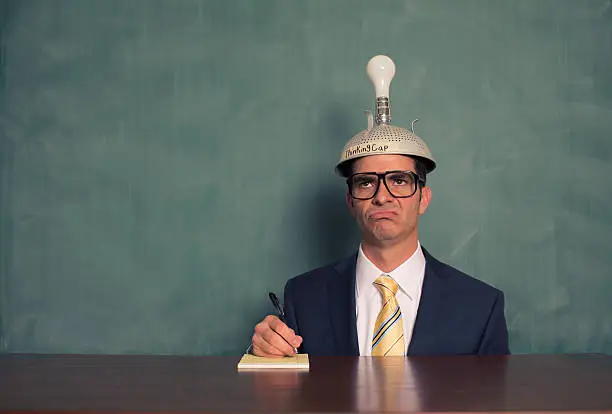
left=344, top=154, right=431, bottom=248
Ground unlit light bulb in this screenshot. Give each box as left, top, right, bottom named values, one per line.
left=367, top=55, right=396, bottom=98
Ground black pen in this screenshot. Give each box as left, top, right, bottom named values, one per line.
left=268, top=292, right=298, bottom=354
left=268, top=292, right=286, bottom=323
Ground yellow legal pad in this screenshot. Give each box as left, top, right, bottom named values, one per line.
left=237, top=354, right=310, bottom=370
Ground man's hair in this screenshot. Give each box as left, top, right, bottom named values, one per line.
left=339, top=155, right=429, bottom=186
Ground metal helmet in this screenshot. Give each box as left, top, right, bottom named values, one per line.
left=335, top=55, right=436, bottom=176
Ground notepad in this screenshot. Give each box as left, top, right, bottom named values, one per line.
left=237, top=354, right=309, bottom=370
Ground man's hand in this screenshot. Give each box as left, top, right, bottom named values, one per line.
left=252, top=315, right=303, bottom=357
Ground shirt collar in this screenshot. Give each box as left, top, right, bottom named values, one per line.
left=355, top=242, right=426, bottom=301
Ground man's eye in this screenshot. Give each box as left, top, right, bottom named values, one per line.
left=357, top=180, right=374, bottom=188
left=389, top=174, right=412, bottom=186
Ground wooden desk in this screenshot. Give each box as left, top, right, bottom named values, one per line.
left=1, top=354, right=611, bottom=413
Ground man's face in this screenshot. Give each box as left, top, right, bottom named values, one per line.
left=346, top=155, right=432, bottom=247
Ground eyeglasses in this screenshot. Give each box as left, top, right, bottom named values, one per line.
left=346, top=170, right=424, bottom=200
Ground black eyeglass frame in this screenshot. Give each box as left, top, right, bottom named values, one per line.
left=346, top=170, right=425, bottom=200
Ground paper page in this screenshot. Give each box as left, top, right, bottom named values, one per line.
left=237, top=354, right=310, bottom=370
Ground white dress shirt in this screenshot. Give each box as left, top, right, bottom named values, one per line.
left=355, top=242, right=426, bottom=356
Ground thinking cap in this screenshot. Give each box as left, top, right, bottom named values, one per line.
left=335, top=55, right=436, bottom=176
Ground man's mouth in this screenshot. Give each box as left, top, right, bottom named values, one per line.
left=368, top=211, right=397, bottom=220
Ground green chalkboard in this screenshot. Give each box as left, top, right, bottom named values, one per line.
left=1, top=0, right=611, bottom=355
left=0, top=0, right=10, bottom=353
left=0, top=2, right=4, bottom=352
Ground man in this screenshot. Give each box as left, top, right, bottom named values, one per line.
left=251, top=56, right=509, bottom=357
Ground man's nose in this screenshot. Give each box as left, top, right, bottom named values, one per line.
left=373, top=179, right=393, bottom=204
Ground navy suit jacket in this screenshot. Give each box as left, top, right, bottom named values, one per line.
left=283, top=249, right=510, bottom=356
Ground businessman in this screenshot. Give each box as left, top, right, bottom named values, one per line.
left=251, top=56, right=509, bottom=357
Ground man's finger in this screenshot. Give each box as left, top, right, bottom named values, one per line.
left=252, top=339, right=286, bottom=357
left=267, top=316, right=301, bottom=348
left=253, top=316, right=296, bottom=356
left=252, top=329, right=286, bottom=357
left=260, top=326, right=296, bottom=355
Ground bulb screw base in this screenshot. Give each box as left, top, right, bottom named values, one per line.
left=375, top=97, right=391, bottom=124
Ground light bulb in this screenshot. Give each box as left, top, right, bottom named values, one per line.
left=367, top=55, right=395, bottom=98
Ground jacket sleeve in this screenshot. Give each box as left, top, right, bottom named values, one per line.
left=478, top=291, right=511, bottom=355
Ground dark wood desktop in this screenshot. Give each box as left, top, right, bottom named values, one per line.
left=1, top=354, right=611, bottom=413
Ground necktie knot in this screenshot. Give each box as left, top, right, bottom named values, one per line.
left=374, top=274, right=399, bottom=297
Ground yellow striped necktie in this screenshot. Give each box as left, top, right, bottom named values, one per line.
left=371, top=274, right=405, bottom=356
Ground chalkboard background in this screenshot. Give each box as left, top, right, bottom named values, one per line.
left=1, top=0, right=611, bottom=355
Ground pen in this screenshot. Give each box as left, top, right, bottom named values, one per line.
left=268, top=292, right=298, bottom=354
left=268, top=292, right=286, bottom=323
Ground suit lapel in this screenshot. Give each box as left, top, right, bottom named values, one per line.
left=408, top=249, right=448, bottom=355
left=328, top=255, right=359, bottom=356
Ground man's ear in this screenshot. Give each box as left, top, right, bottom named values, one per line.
left=418, top=186, right=432, bottom=215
